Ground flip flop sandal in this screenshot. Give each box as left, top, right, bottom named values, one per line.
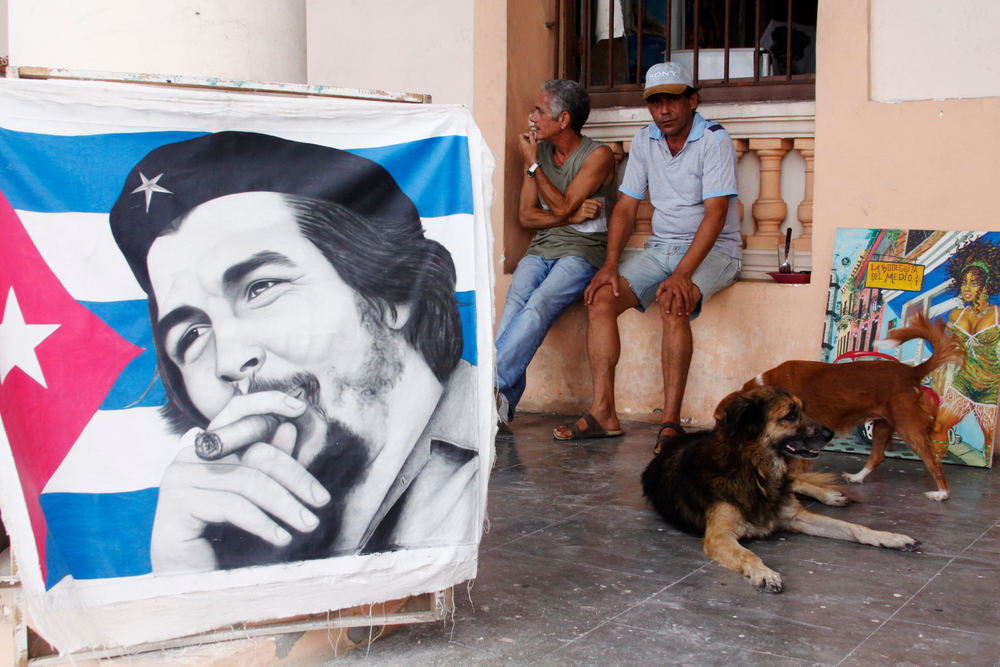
left=653, top=421, right=686, bottom=455
left=554, top=412, right=625, bottom=441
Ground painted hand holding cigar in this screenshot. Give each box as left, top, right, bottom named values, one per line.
left=150, top=389, right=332, bottom=574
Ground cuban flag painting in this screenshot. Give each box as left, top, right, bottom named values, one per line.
left=0, top=78, right=495, bottom=652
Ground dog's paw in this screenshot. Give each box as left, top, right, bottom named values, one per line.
left=924, top=490, right=949, bottom=501
left=843, top=469, right=870, bottom=484
left=750, top=568, right=783, bottom=593
left=876, top=532, right=920, bottom=551
left=820, top=489, right=850, bottom=506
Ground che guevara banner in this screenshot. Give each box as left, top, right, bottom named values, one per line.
left=0, top=77, right=495, bottom=652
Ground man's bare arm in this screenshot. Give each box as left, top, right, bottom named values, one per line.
left=584, top=193, right=641, bottom=303
left=519, top=142, right=615, bottom=229
left=654, top=196, right=731, bottom=316
left=533, top=145, right=615, bottom=218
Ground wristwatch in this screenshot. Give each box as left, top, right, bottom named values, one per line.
left=527, top=162, right=540, bottom=178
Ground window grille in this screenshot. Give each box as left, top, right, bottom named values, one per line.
left=559, top=0, right=816, bottom=106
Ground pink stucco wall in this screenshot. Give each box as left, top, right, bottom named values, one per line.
left=507, top=0, right=1000, bottom=427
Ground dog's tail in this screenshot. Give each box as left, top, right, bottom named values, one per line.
left=884, top=311, right=966, bottom=380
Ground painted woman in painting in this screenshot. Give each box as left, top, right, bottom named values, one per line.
left=931, top=237, right=1000, bottom=461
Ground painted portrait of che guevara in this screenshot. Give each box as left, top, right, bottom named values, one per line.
left=109, top=132, right=479, bottom=574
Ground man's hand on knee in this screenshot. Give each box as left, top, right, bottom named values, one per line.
left=656, top=273, right=700, bottom=317
left=585, top=265, right=621, bottom=304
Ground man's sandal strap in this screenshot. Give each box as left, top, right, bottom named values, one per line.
left=654, top=421, right=686, bottom=454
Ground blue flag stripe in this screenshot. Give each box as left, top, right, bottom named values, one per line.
left=348, top=137, right=473, bottom=217
left=0, top=128, right=208, bottom=213
left=456, top=290, right=477, bottom=367
left=80, top=300, right=166, bottom=410
left=0, top=129, right=473, bottom=218
left=41, top=489, right=158, bottom=586
left=85, top=290, right=477, bottom=411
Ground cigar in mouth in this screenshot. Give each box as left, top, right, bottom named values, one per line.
left=195, top=414, right=282, bottom=461
left=194, top=387, right=308, bottom=461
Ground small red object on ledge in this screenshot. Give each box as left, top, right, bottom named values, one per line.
left=767, top=271, right=810, bottom=284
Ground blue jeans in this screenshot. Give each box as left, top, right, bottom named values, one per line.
left=496, top=254, right=597, bottom=420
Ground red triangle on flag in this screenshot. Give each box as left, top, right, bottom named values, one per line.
left=0, top=189, right=142, bottom=582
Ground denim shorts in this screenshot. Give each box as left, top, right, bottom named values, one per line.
left=619, top=244, right=741, bottom=318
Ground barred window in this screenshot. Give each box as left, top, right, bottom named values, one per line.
left=559, top=0, right=816, bottom=106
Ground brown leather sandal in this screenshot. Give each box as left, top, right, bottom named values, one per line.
left=653, top=421, right=686, bottom=455
left=554, top=413, right=625, bottom=441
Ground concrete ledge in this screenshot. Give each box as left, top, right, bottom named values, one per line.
left=517, top=277, right=828, bottom=426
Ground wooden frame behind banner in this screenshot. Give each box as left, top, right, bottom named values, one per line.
left=6, top=66, right=431, bottom=104
left=2, top=546, right=453, bottom=666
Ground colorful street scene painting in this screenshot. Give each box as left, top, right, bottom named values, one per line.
left=822, top=228, right=999, bottom=468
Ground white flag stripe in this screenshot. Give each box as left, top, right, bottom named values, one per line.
left=20, top=210, right=478, bottom=302
left=43, top=407, right=185, bottom=495
left=18, top=211, right=148, bottom=302
left=422, top=214, right=477, bottom=293
left=0, top=79, right=471, bottom=149
left=47, top=543, right=479, bottom=618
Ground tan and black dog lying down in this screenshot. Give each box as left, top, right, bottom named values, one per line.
left=715, top=312, right=966, bottom=501
left=642, top=386, right=919, bottom=593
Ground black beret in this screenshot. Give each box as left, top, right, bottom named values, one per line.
left=109, top=131, right=421, bottom=294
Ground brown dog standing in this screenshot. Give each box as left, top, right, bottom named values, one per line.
left=716, top=313, right=966, bottom=500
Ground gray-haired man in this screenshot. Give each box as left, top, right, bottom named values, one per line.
left=495, top=80, right=616, bottom=428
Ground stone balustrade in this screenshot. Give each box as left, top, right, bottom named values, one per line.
left=584, top=101, right=816, bottom=280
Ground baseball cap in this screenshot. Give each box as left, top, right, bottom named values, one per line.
left=643, top=62, right=694, bottom=99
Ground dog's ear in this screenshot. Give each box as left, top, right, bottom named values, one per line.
left=713, top=392, right=739, bottom=422
left=724, top=394, right=765, bottom=439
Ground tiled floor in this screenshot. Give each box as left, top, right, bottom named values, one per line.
left=330, top=413, right=1000, bottom=667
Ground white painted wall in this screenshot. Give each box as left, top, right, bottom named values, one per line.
left=305, top=0, right=474, bottom=107
left=7, top=0, right=307, bottom=83
left=871, top=0, right=1000, bottom=102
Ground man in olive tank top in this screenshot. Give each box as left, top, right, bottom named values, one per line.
left=495, top=80, right=616, bottom=428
